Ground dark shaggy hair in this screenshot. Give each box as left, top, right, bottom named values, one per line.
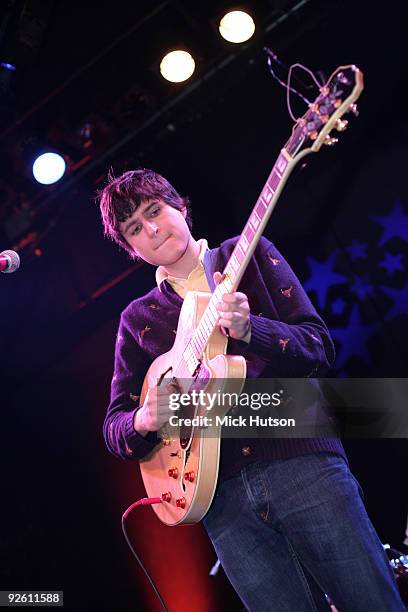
left=98, top=169, right=192, bottom=259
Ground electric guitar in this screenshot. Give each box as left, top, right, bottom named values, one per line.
left=139, top=64, right=364, bottom=525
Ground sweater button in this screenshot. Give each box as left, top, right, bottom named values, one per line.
left=241, top=446, right=252, bottom=457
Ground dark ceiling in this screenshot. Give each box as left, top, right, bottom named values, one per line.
left=0, top=0, right=353, bottom=251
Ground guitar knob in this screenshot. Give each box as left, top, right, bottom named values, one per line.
left=324, top=134, right=338, bottom=146
left=184, top=471, right=195, bottom=482
left=176, top=497, right=186, bottom=509
left=336, top=119, right=348, bottom=131
left=162, top=492, right=172, bottom=503
left=168, top=468, right=179, bottom=478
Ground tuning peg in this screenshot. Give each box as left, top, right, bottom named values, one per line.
left=336, top=119, right=348, bottom=132
left=324, top=134, right=338, bottom=146
left=349, top=103, right=359, bottom=116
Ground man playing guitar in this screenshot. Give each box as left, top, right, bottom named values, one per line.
left=99, top=169, right=405, bottom=610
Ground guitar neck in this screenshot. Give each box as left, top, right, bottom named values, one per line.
left=222, top=148, right=294, bottom=290
left=177, top=64, right=364, bottom=376
left=179, top=147, right=299, bottom=376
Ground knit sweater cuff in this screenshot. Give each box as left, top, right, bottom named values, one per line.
left=247, top=314, right=279, bottom=355
left=123, top=409, right=160, bottom=456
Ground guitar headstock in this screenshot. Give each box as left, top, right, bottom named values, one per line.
left=285, top=65, right=364, bottom=159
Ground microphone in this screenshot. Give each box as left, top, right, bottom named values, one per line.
left=0, top=250, right=20, bottom=274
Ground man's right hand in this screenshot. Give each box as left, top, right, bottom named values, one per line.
left=133, top=382, right=178, bottom=436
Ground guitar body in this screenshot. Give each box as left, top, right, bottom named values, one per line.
left=139, top=290, right=246, bottom=525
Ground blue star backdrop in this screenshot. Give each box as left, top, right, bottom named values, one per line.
left=302, top=197, right=408, bottom=375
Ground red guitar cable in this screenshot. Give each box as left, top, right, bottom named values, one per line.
left=121, top=497, right=168, bottom=612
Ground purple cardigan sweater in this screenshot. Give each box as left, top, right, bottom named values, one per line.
left=104, top=236, right=345, bottom=481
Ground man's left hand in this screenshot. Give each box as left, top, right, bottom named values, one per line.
left=213, top=271, right=251, bottom=341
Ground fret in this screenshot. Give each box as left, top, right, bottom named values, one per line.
left=223, top=263, right=235, bottom=281
left=192, top=334, right=200, bottom=349
left=235, top=247, right=244, bottom=265
left=238, top=242, right=245, bottom=258
left=202, top=317, right=211, bottom=335
left=230, top=254, right=239, bottom=271
left=222, top=275, right=233, bottom=292
left=249, top=210, right=260, bottom=229
left=199, top=326, right=206, bottom=343
left=191, top=336, right=201, bottom=356
left=262, top=185, right=274, bottom=203
left=208, top=302, right=217, bottom=317
left=207, top=308, right=217, bottom=325
left=193, top=337, right=205, bottom=360
left=254, top=203, right=267, bottom=223
left=195, top=336, right=203, bottom=353
left=268, top=171, right=281, bottom=192
left=240, top=234, right=249, bottom=253
left=245, top=223, right=255, bottom=241
left=214, top=284, right=224, bottom=301
left=217, top=287, right=228, bottom=302
left=276, top=154, right=288, bottom=174
left=183, top=343, right=199, bottom=373
left=197, top=327, right=205, bottom=344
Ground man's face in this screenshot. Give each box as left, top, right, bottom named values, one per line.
left=119, top=198, right=191, bottom=267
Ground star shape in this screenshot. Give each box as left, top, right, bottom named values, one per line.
left=350, top=275, right=374, bottom=300
left=330, top=304, right=379, bottom=369
left=303, top=252, right=348, bottom=310
left=370, top=199, right=408, bottom=246
left=380, top=282, right=408, bottom=320
left=380, top=252, right=404, bottom=276
left=346, top=240, right=368, bottom=261
left=331, top=298, right=346, bottom=315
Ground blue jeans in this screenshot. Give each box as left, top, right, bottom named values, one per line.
left=203, top=453, right=405, bottom=611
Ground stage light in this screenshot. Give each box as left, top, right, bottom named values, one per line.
left=219, top=10, right=255, bottom=43
left=159, top=50, right=195, bottom=83
left=1, top=62, right=16, bottom=71
left=32, top=152, right=66, bottom=185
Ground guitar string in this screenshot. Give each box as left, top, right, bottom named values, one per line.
left=264, top=47, right=323, bottom=122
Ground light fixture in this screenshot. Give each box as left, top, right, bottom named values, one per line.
left=1, top=62, right=17, bottom=71
left=219, top=10, right=255, bottom=43
left=159, top=50, right=195, bottom=83
left=32, top=152, right=66, bottom=185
